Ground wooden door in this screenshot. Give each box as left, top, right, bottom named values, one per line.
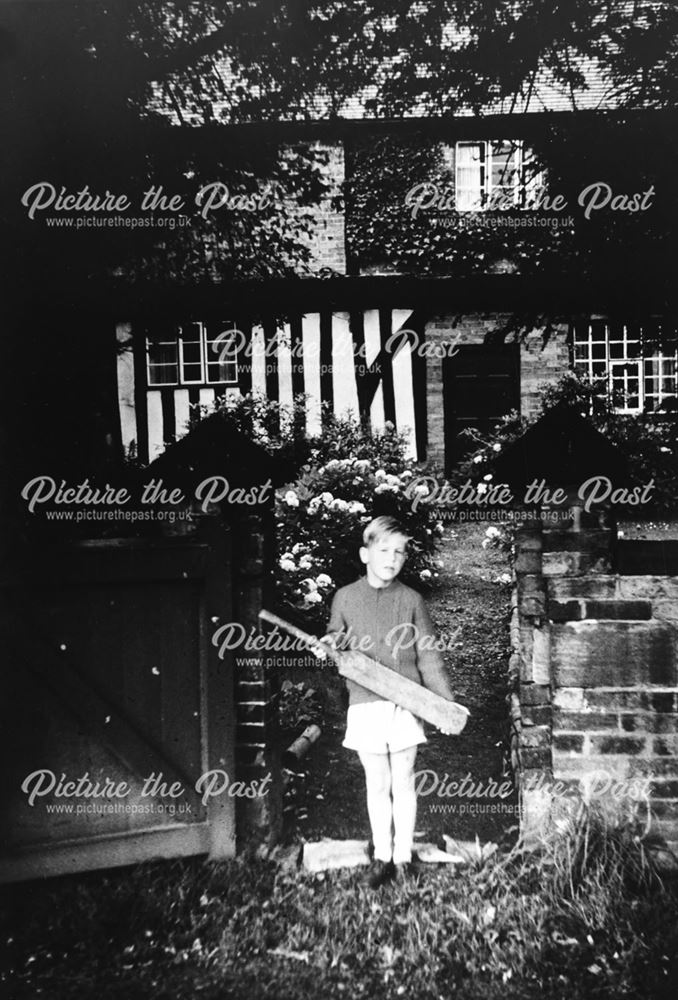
left=443, top=344, right=520, bottom=472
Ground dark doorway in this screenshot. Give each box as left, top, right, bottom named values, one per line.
left=443, top=344, right=520, bottom=473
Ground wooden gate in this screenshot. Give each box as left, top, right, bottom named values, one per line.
left=0, top=528, right=236, bottom=883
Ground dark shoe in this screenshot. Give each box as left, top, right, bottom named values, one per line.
left=393, top=854, right=425, bottom=881
left=366, top=859, right=394, bottom=888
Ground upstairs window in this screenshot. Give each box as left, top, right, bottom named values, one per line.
left=448, top=140, right=544, bottom=211
left=147, top=322, right=239, bottom=387
left=572, top=321, right=678, bottom=414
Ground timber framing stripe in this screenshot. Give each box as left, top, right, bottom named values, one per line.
left=379, top=308, right=396, bottom=426
left=319, top=310, right=334, bottom=419
left=290, top=314, right=305, bottom=400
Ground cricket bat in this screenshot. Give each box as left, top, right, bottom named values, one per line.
left=259, top=609, right=470, bottom=734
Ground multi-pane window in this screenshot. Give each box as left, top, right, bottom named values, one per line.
left=572, top=321, right=678, bottom=414
left=449, top=140, right=544, bottom=211
left=147, top=322, right=238, bottom=386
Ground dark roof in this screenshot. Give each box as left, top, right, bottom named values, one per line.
left=148, top=1, right=662, bottom=126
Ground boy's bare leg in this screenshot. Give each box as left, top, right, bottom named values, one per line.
left=390, top=746, right=418, bottom=865
left=358, top=751, right=393, bottom=862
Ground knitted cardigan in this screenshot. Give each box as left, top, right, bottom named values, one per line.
left=326, top=576, right=455, bottom=706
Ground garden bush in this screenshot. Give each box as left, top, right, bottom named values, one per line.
left=201, top=393, right=445, bottom=629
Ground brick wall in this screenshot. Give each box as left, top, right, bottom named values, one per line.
left=296, top=141, right=346, bottom=274
left=511, top=507, right=678, bottom=853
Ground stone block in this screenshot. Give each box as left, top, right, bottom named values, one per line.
left=554, top=710, right=618, bottom=731
left=520, top=747, right=552, bottom=769
left=630, top=756, right=678, bottom=778
left=541, top=529, right=611, bottom=553
left=543, top=552, right=586, bottom=576
left=521, top=726, right=551, bottom=748
left=583, top=600, right=652, bottom=620
left=521, top=596, right=547, bottom=617
left=551, top=621, right=677, bottom=687
left=522, top=704, right=552, bottom=726
left=520, top=683, right=551, bottom=706
left=647, top=692, right=676, bottom=713
left=549, top=600, right=583, bottom=622
left=532, top=625, right=551, bottom=684
left=552, top=687, right=585, bottom=711
left=553, top=733, right=584, bottom=752
left=546, top=576, right=617, bottom=601
left=585, top=689, right=644, bottom=710
left=303, top=839, right=371, bottom=872
left=651, top=780, right=678, bottom=798
left=590, top=735, right=646, bottom=755
left=649, top=714, right=678, bottom=734
left=654, top=735, right=678, bottom=755
left=514, top=549, right=542, bottom=575
left=553, top=754, right=631, bottom=781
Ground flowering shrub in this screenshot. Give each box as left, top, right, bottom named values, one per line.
left=275, top=435, right=445, bottom=627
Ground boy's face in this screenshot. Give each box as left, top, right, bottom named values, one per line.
left=360, top=531, right=408, bottom=587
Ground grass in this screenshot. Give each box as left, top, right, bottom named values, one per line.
left=3, top=811, right=678, bottom=1000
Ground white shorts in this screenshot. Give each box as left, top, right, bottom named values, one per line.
left=343, top=699, right=427, bottom=755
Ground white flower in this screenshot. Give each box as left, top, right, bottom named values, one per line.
left=316, top=573, right=333, bottom=588
left=485, top=527, right=501, bottom=539
left=495, top=572, right=512, bottom=585
left=292, top=543, right=305, bottom=555
left=472, top=455, right=483, bottom=464
left=476, top=483, right=488, bottom=495
left=330, top=498, right=349, bottom=511
left=348, top=501, right=367, bottom=514
left=283, top=490, right=299, bottom=507
left=492, top=443, right=502, bottom=452
left=419, top=569, right=432, bottom=580
left=375, top=469, right=386, bottom=479
left=319, top=492, right=334, bottom=504
left=483, top=473, right=493, bottom=482
left=298, top=555, right=313, bottom=569
left=305, top=591, right=323, bottom=604
left=279, top=557, right=295, bottom=572
left=413, top=483, right=429, bottom=496
left=375, top=483, right=397, bottom=494
left=301, top=578, right=318, bottom=591
left=400, top=470, right=413, bottom=479
left=660, top=446, right=671, bottom=453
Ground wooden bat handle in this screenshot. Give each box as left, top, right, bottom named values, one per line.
left=258, top=609, right=334, bottom=661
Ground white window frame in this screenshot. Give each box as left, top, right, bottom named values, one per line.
left=146, top=321, right=239, bottom=387
left=451, top=139, right=544, bottom=212
left=572, top=322, right=678, bottom=414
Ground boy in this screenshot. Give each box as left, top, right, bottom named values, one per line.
left=323, top=515, right=456, bottom=888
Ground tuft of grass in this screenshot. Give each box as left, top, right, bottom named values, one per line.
left=2, top=809, right=677, bottom=1000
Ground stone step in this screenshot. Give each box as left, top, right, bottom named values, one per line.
left=552, top=620, right=677, bottom=687
left=302, top=839, right=466, bottom=872
left=549, top=598, right=653, bottom=622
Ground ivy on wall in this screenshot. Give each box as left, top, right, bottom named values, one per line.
left=345, top=133, right=574, bottom=277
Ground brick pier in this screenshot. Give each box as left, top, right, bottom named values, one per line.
left=510, top=507, right=678, bottom=853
